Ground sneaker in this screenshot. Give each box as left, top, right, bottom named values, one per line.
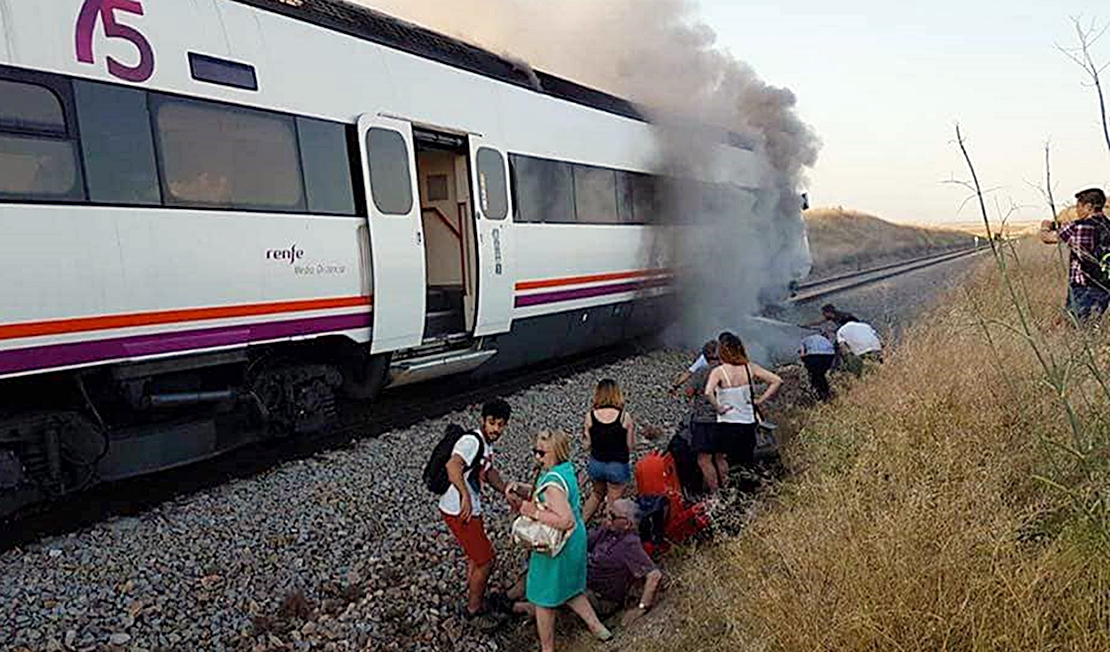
left=461, top=606, right=505, bottom=632
left=486, top=591, right=514, bottom=616
left=593, top=625, right=614, bottom=642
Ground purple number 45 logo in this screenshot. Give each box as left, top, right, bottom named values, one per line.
left=75, top=0, right=155, bottom=83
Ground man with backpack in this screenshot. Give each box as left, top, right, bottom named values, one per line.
left=424, top=399, right=513, bottom=630
left=1041, top=187, right=1110, bottom=321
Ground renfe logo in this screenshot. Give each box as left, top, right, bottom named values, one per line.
left=75, top=0, right=155, bottom=83
left=267, top=245, right=305, bottom=265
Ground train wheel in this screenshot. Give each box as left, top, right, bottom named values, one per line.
left=248, top=361, right=342, bottom=437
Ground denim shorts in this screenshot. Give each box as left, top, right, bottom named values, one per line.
left=587, top=458, right=632, bottom=484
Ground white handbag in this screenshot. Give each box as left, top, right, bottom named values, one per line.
left=511, top=474, right=572, bottom=556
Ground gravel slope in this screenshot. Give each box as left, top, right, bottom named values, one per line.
left=2, top=351, right=696, bottom=652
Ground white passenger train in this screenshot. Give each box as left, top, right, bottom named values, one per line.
left=0, top=0, right=764, bottom=512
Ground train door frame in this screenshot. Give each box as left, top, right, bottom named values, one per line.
left=412, top=128, right=479, bottom=340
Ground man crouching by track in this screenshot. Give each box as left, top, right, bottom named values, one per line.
left=424, top=399, right=514, bottom=631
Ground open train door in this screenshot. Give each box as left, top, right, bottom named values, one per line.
left=469, top=139, right=514, bottom=337
left=357, top=114, right=427, bottom=353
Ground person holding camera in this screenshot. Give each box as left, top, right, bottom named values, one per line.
left=1041, top=188, right=1110, bottom=321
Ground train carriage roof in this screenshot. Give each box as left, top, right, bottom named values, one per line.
left=230, top=0, right=647, bottom=122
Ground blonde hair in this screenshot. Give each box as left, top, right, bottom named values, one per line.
left=535, top=429, right=572, bottom=464
left=591, top=378, right=625, bottom=410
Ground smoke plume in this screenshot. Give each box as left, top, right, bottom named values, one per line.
left=358, top=0, right=821, bottom=361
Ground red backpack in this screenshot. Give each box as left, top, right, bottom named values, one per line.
left=634, top=452, right=710, bottom=550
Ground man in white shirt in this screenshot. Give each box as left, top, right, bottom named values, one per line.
left=835, top=321, right=883, bottom=376
left=440, top=399, right=513, bottom=630
left=669, top=340, right=719, bottom=395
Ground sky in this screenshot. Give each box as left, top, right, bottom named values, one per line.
left=697, top=0, right=1110, bottom=224
left=360, top=0, right=1110, bottom=226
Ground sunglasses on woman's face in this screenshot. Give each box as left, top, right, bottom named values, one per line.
left=532, top=448, right=546, bottom=457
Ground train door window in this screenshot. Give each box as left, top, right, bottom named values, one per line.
left=152, top=95, right=305, bottom=211
left=0, top=78, right=84, bottom=201
left=573, top=164, right=619, bottom=224
left=475, top=147, right=507, bottom=219
left=297, top=117, right=356, bottom=216
left=74, top=81, right=161, bottom=205
left=365, top=128, right=414, bottom=215
left=510, top=154, right=574, bottom=224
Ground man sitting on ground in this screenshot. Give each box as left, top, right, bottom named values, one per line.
left=835, top=321, right=883, bottom=377
left=586, top=499, right=663, bottom=626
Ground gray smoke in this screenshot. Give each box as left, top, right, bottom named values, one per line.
left=358, top=0, right=821, bottom=362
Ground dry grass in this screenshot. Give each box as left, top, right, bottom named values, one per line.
left=806, top=207, right=975, bottom=277
left=570, top=240, right=1110, bottom=652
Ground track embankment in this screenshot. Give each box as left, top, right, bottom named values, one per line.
left=583, top=240, right=1110, bottom=651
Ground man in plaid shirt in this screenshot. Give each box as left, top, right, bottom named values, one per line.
left=1041, top=188, right=1110, bottom=321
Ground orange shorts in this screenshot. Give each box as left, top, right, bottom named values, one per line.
left=442, top=512, right=495, bottom=566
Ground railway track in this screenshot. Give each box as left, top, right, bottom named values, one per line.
left=789, top=246, right=986, bottom=304
left=0, top=341, right=651, bottom=551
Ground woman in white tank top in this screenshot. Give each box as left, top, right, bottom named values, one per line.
left=703, top=332, right=783, bottom=490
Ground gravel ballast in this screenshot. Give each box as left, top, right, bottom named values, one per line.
left=2, top=350, right=705, bottom=652
left=1, top=254, right=977, bottom=652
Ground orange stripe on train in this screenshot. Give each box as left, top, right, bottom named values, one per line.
left=0, top=296, right=373, bottom=342
left=515, top=268, right=671, bottom=292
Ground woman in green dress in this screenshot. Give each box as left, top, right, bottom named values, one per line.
left=517, top=429, right=613, bottom=651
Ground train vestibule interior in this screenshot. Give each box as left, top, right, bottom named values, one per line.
left=413, top=129, right=479, bottom=341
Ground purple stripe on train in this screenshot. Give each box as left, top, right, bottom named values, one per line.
left=0, top=312, right=372, bottom=376
left=514, top=277, right=671, bottom=308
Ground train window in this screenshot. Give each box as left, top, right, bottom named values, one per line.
left=297, top=117, right=356, bottom=216
left=153, top=95, right=305, bottom=211
left=365, top=128, right=414, bottom=215
left=0, top=79, right=66, bottom=133
left=74, top=81, right=161, bottom=205
left=0, top=136, right=82, bottom=199
left=632, top=173, right=658, bottom=224
left=188, top=53, right=259, bottom=92
left=0, top=78, right=83, bottom=201
left=510, top=154, right=574, bottom=224
left=573, top=165, right=619, bottom=224
left=476, top=147, right=508, bottom=220
left=616, top=172, right=637, bottom=224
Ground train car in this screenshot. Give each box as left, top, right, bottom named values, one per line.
left=0, top=0, right=762, bottom=513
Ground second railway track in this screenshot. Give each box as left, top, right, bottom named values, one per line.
left=789, top=246, right=987, bottom=304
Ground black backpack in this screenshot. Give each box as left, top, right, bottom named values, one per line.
left=1076, top=215, right=1110, bottom=287
left=423, top=424, right=485, bottom=495
left=667, top=415, right=704, bottom=498
left=635, top=495, right=669, bottom=547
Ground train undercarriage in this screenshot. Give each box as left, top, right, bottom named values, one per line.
left=0, top=338, right=393, bottom=517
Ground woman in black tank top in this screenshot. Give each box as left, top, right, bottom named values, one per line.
left=582, top=379, right=635, bottom=524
